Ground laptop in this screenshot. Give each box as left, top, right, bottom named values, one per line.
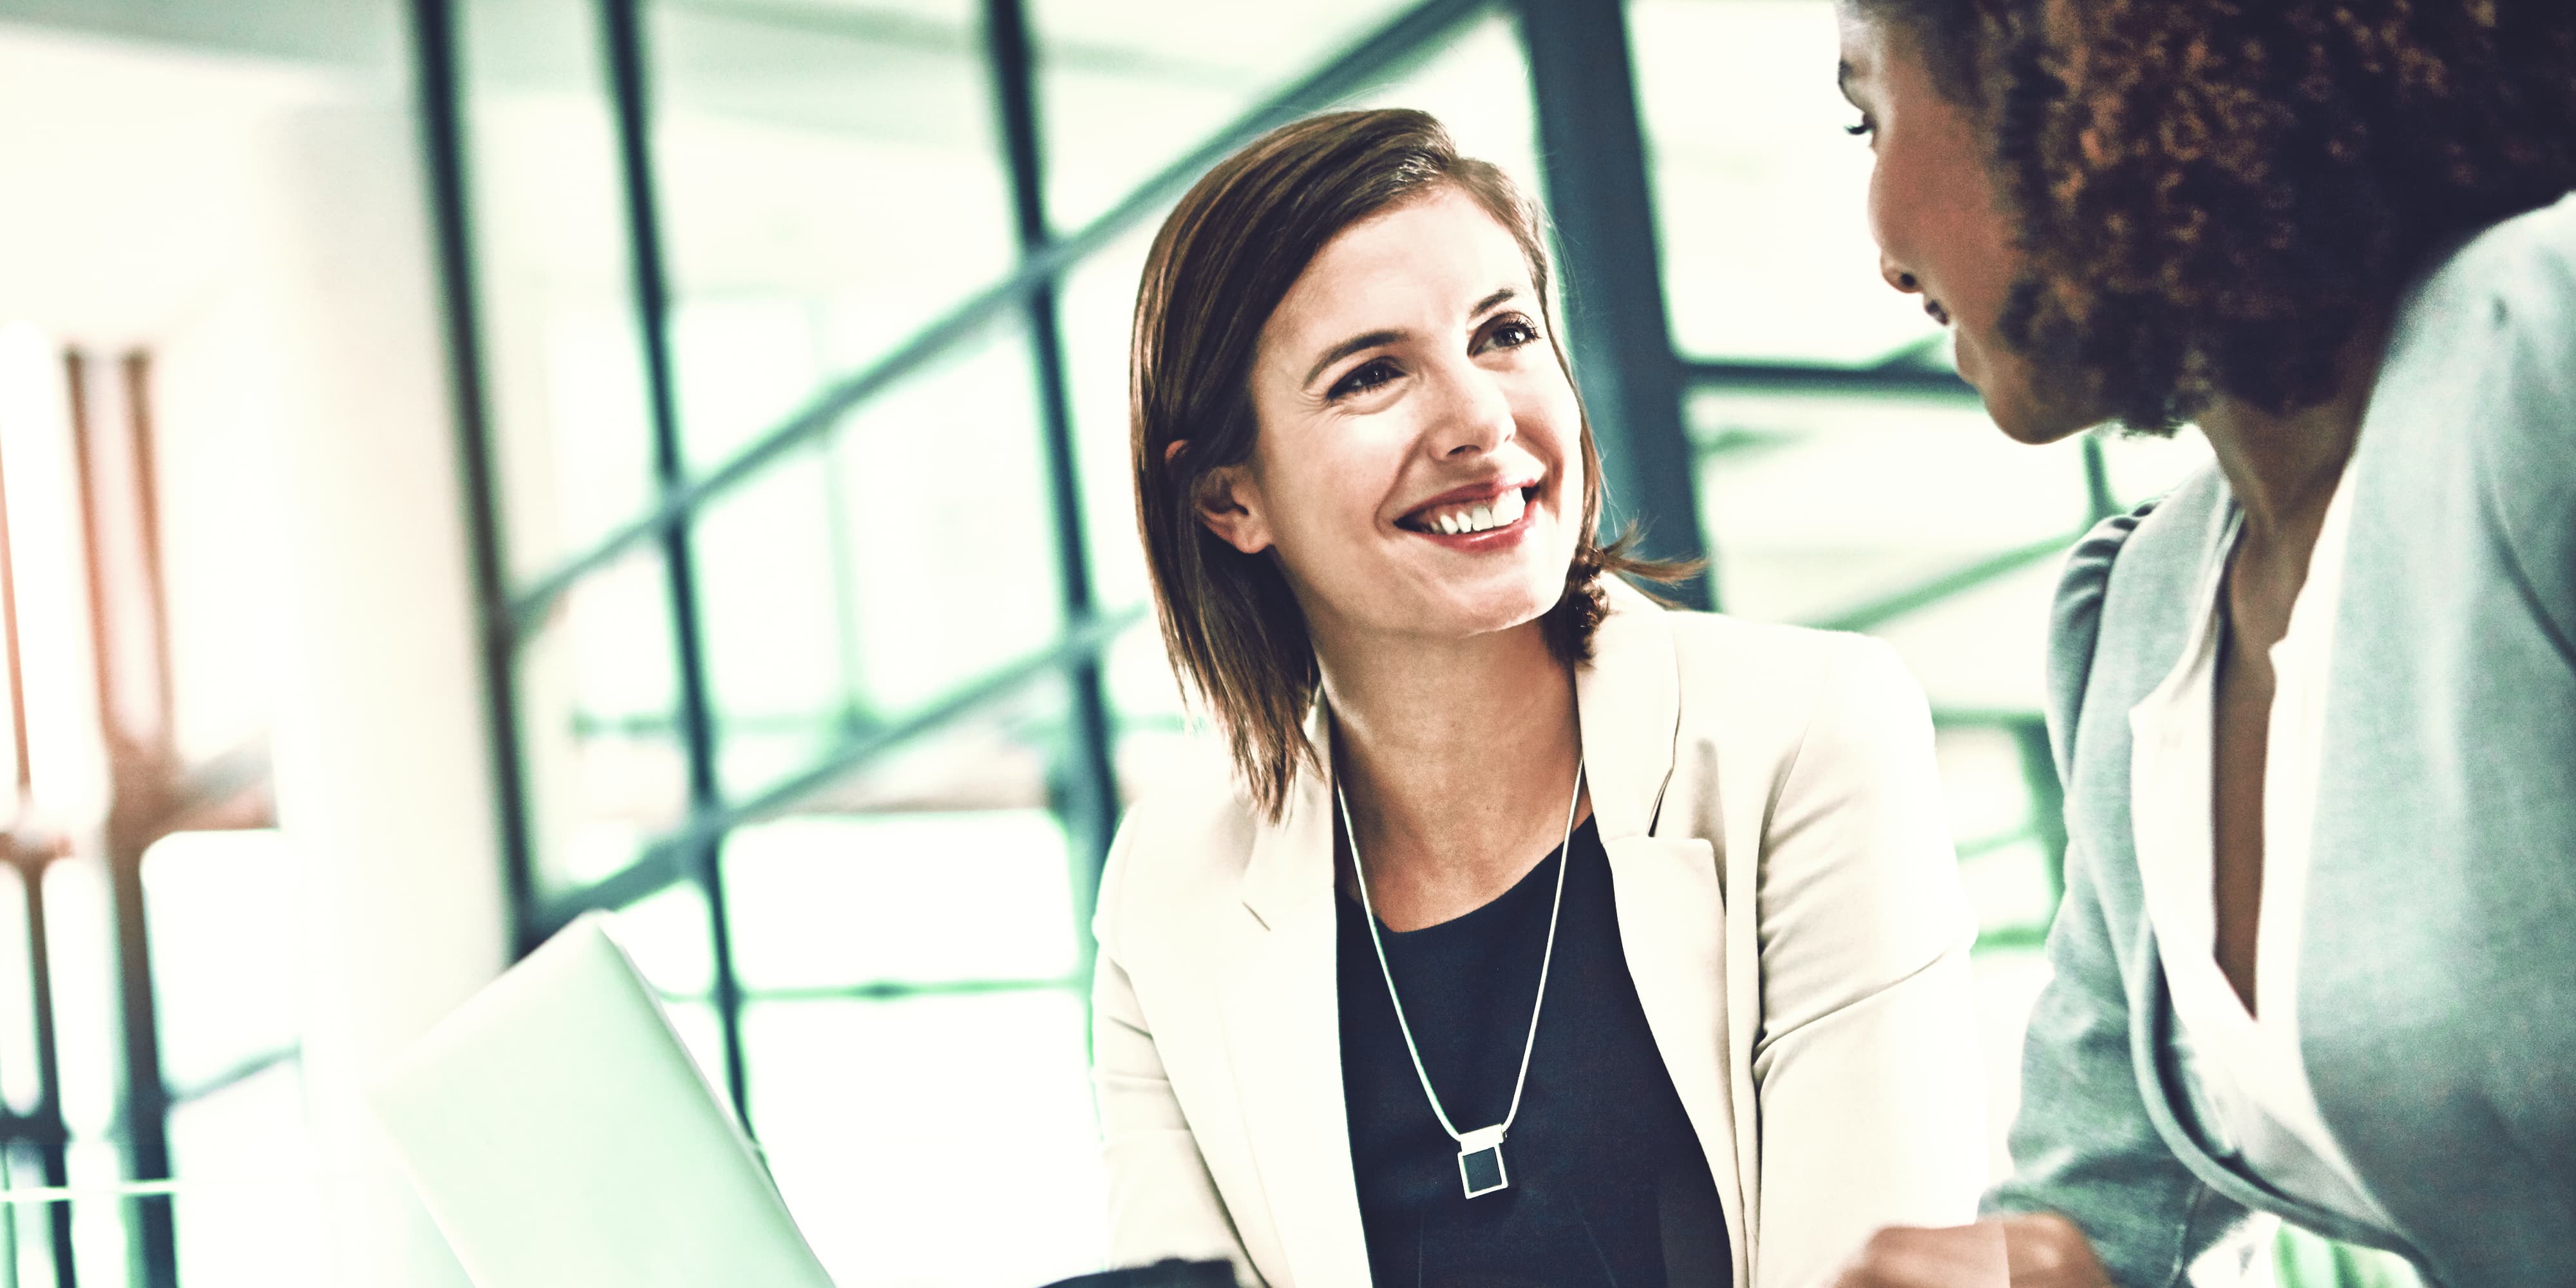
left=368, top=913, right=838, bottom=1288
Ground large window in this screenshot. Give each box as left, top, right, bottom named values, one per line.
left=0, top=331, right=305, bottom=1288
left=421, top=0, right=1577, bottom=1281
left=422, top=1, right=2412, bottom=1284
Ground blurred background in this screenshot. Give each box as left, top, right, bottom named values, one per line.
left=0, top=0, right=2419, bottom=1285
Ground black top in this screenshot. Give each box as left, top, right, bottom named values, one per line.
left=1337, top=818, right=1730, bottom=1288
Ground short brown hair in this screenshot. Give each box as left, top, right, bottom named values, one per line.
left=1129, top=108, right=1679, bottom=821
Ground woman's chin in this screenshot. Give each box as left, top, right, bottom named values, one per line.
left=1426, top=571, right=1573, bottom=640
left=1988, top=403, right=2090, bottom=445
left=1962, top=336, right=2100, bottom=444
left=1331, top=574, right=1554, bottom=647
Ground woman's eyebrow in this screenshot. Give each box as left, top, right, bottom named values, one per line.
left=1301, top=287, right=1521, bottom=388
left=1305, top=329, right=1406, bottom=388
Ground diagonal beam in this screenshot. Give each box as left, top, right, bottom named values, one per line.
left=506, top=0, right=1494, bottom=635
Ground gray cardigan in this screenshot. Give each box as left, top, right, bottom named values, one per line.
left=1987, top=193, right=2576, bottom=1288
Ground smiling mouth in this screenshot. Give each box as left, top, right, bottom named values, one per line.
left=1924, top=298, right=1952, bottom=327
left=1396, top=485, right=1535, bottom=536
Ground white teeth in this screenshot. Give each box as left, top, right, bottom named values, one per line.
left=1415, top=490, right=1530, bottom=535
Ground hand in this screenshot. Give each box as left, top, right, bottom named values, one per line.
left=1830, top=1213, right=2114, bottom=1288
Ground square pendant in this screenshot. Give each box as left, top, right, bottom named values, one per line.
left=1457, top=1124, right=1508, bottom=1198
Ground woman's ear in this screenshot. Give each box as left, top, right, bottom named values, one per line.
left=1192, top=462, right=1273, bottom=556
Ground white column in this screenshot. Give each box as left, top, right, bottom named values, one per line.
left=254, top=99, right=505, bottom=1288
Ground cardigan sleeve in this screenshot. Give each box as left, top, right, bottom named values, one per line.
left=1746, top=633, right=1988, bottom=1288
left=1985, top=840, right=2253, bottom=1288
left=1984, top=502, right=2255, bottom=1288
left=2472, top=199, right=2576, bottom=652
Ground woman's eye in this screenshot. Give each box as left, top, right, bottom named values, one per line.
left=1478, top=316, right=1540, bottom=353
left=1845, top=114, right=1875, bottom=138
left=1331, top=358, right=1400, bottom=400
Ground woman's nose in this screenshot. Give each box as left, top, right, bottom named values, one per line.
left=1881, top=256, right=1922, bottom=295
left=1429, top=365, right=1514, bottom=457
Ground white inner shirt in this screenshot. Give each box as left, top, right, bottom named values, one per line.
left=2124, top=466, right=2392, bottom=1231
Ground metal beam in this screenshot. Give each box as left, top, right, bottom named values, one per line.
left=596, top=0, right=750, bottom=1115
left=1517, top=0, right=1709, bottom=607
left=0, top=307, right=71, bottom=1288
left=1684, top=358, right=1976, bottom=400
left=981, top=0, right=1119, bottom=980
left=160, top=1049, right=298, bottom=1108
left=408, top=0, right=540, bottom=967
left=2081, top=434, right=2116, bottom=524
left=506, top=0, right=1494, bottom=633
left=64, top=352, right=177, bottom=1288
left=1806, top=527, right=2083, bottom=636
left=526, top=603, right=1144, bottom=943
left=13, top=842, right=75, bottom=1288
left=717, top=976, right=1075, bottom=1003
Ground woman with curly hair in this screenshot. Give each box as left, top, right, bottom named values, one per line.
left=1827, top=1, right=2576, bottom=1285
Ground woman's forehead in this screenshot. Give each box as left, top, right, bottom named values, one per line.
left=1834, top=1, right=1887, bottom=77
left=1833, top=3, right=1937, bottom=93
left=1264, top=192, right=1532, bottom=346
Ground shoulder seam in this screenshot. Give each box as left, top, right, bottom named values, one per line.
left=1758, top=631, right=1873, bottom=831
left=2048, top=496, right=2164, bottom=779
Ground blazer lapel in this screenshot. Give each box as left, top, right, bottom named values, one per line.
left=1224, top=754, right=1370, bottom=1288
left=2120, top=908, right=2414, bottom=1250
left=1215, top=578, right=1723, bottom=1287
left=1580, top=576, right=1683, bottom=842
left=1582, top=580, right=1748, bottom=1247
left=2106, top=493, right=2328, bottom=1225
left=1602, top=833, right=1739, bottom=1189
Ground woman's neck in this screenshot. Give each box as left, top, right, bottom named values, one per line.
left=2191, top=320, right=2383, bottom=648
left=1314, top=617, right=1584, bottom=929
left=2199, top=319, right=2387, bottom=548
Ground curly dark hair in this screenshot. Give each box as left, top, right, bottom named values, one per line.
left=1853, top=0, right=2011, bottom=104
left=1862, top=0, right=2576, bottom=431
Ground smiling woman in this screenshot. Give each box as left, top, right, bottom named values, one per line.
left=1091, top=109, right=1992, bottom=1288
left=1129, top=113, right=1669, bottom=820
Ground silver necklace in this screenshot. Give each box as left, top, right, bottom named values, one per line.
left=1336, top=758, right=1584, bottom=1200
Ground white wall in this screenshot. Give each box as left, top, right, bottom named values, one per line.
left=253, top=100, right=504, bottom=1288
left=0, top=18, right=509, bottom=1286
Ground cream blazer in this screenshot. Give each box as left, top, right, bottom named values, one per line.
left=1090, top=577, right=1987, bottom=1287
